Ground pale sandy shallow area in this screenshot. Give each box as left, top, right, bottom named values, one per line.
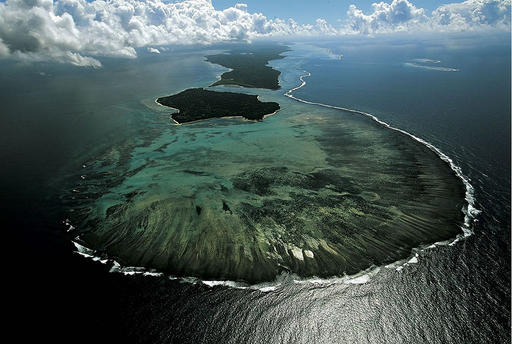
left=68, top=78, right=467, bottom=283
left=61, top=44, right=474, bottom=284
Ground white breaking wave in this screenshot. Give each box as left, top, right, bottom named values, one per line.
left=413, top=58, right=441, bottom=64
left=284, top=70, right=480, bottom=241
left=404, top=62, right=459, bottom=72
left=68, top=68, right=480, bottom=291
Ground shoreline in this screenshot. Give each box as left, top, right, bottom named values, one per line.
left=204, top=46, right=288, bottom=90
left=404, top=62, right=459, bottom=72
left=155, top=93, right=280, bottom=125
left=68, top=68, right=480, bottom=290
left=285, top=70, right=479, bottom=240
left=169, top=110, right=280, bottom=126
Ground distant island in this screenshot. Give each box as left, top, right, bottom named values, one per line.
left=206, top=45, right=289, bottom=89
left=156, top=88, right=280, bottom=124
left=72, top=44, right=468, bottom=284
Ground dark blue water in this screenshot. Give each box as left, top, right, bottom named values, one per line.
left=1, top=35, right=510, bottom=343
left=294, top=34, right=510, bottom=187
left=289, top=33, right=511, bottom=343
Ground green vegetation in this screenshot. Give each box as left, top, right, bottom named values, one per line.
left=72, top=109, right=465, bottom=283
left=68, top=45, right=466, bottom=283
left=206, top=45, right=289, bottom=89
left=156, top=88, right=280, bottom=124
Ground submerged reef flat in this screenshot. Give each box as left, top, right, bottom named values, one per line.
left=68, top=100, right=465, bottom=283
left=156, top=88, right=280, bottom=124
left=206, top=44, right=289, bottom=89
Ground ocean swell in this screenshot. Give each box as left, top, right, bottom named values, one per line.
left=284, top=70, right=480, bottom=241
left=67, top=70, right=480, bottom=290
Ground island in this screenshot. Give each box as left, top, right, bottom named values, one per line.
left=69, top=45, right=467, bottom=284
left=156, top=88, right=280, bottom=124
left=206, top=44, right=289, bottom=89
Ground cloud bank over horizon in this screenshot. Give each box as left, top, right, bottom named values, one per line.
left=0, top=0, right=509, bottom=67
left=347, top=0, right=511, bottom=34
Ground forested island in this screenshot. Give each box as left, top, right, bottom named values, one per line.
left=71, top=44, right=468, bottom=284
left=156, top=88, right=280, bottom=124
left=206, top=45, right=289, bottom=89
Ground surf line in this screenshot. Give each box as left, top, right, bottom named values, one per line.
left=67, top=71, right=481, bottom=289
left=284, top=70, right=480, bottom=241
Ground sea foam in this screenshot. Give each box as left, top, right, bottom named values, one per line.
left=284, top=70, right=480, bottom=272
left=284, top=70, right=479, bottom=240
left=67, top=69, right=480, bottom=291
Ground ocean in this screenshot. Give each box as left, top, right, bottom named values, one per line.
left=2, top=33, right=510, bottom=343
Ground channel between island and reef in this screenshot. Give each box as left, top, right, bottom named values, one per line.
left=68, top=68, right=480, bottom=291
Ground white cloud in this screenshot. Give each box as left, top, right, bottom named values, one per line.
left=346, top=0, right=428, bottom=34
left=0, top=38, right=10, bottom=57
left=0, top=0, right=509, bottom=67
left=346, top=0, right=511, bottom=34
left=0, top=0, right=332, bottom=66
left=147, top=47, right=160, bottom=54
left=432, top=0, right=511, bottom=30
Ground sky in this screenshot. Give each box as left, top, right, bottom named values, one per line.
left=0, top=0, right=510, bottom=67
left=212, top=0, right=454, bottom=24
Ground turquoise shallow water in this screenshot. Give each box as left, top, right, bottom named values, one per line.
left=62, top=43, right=466, bottom=283
left=1, top=35, right=509, bottom=343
